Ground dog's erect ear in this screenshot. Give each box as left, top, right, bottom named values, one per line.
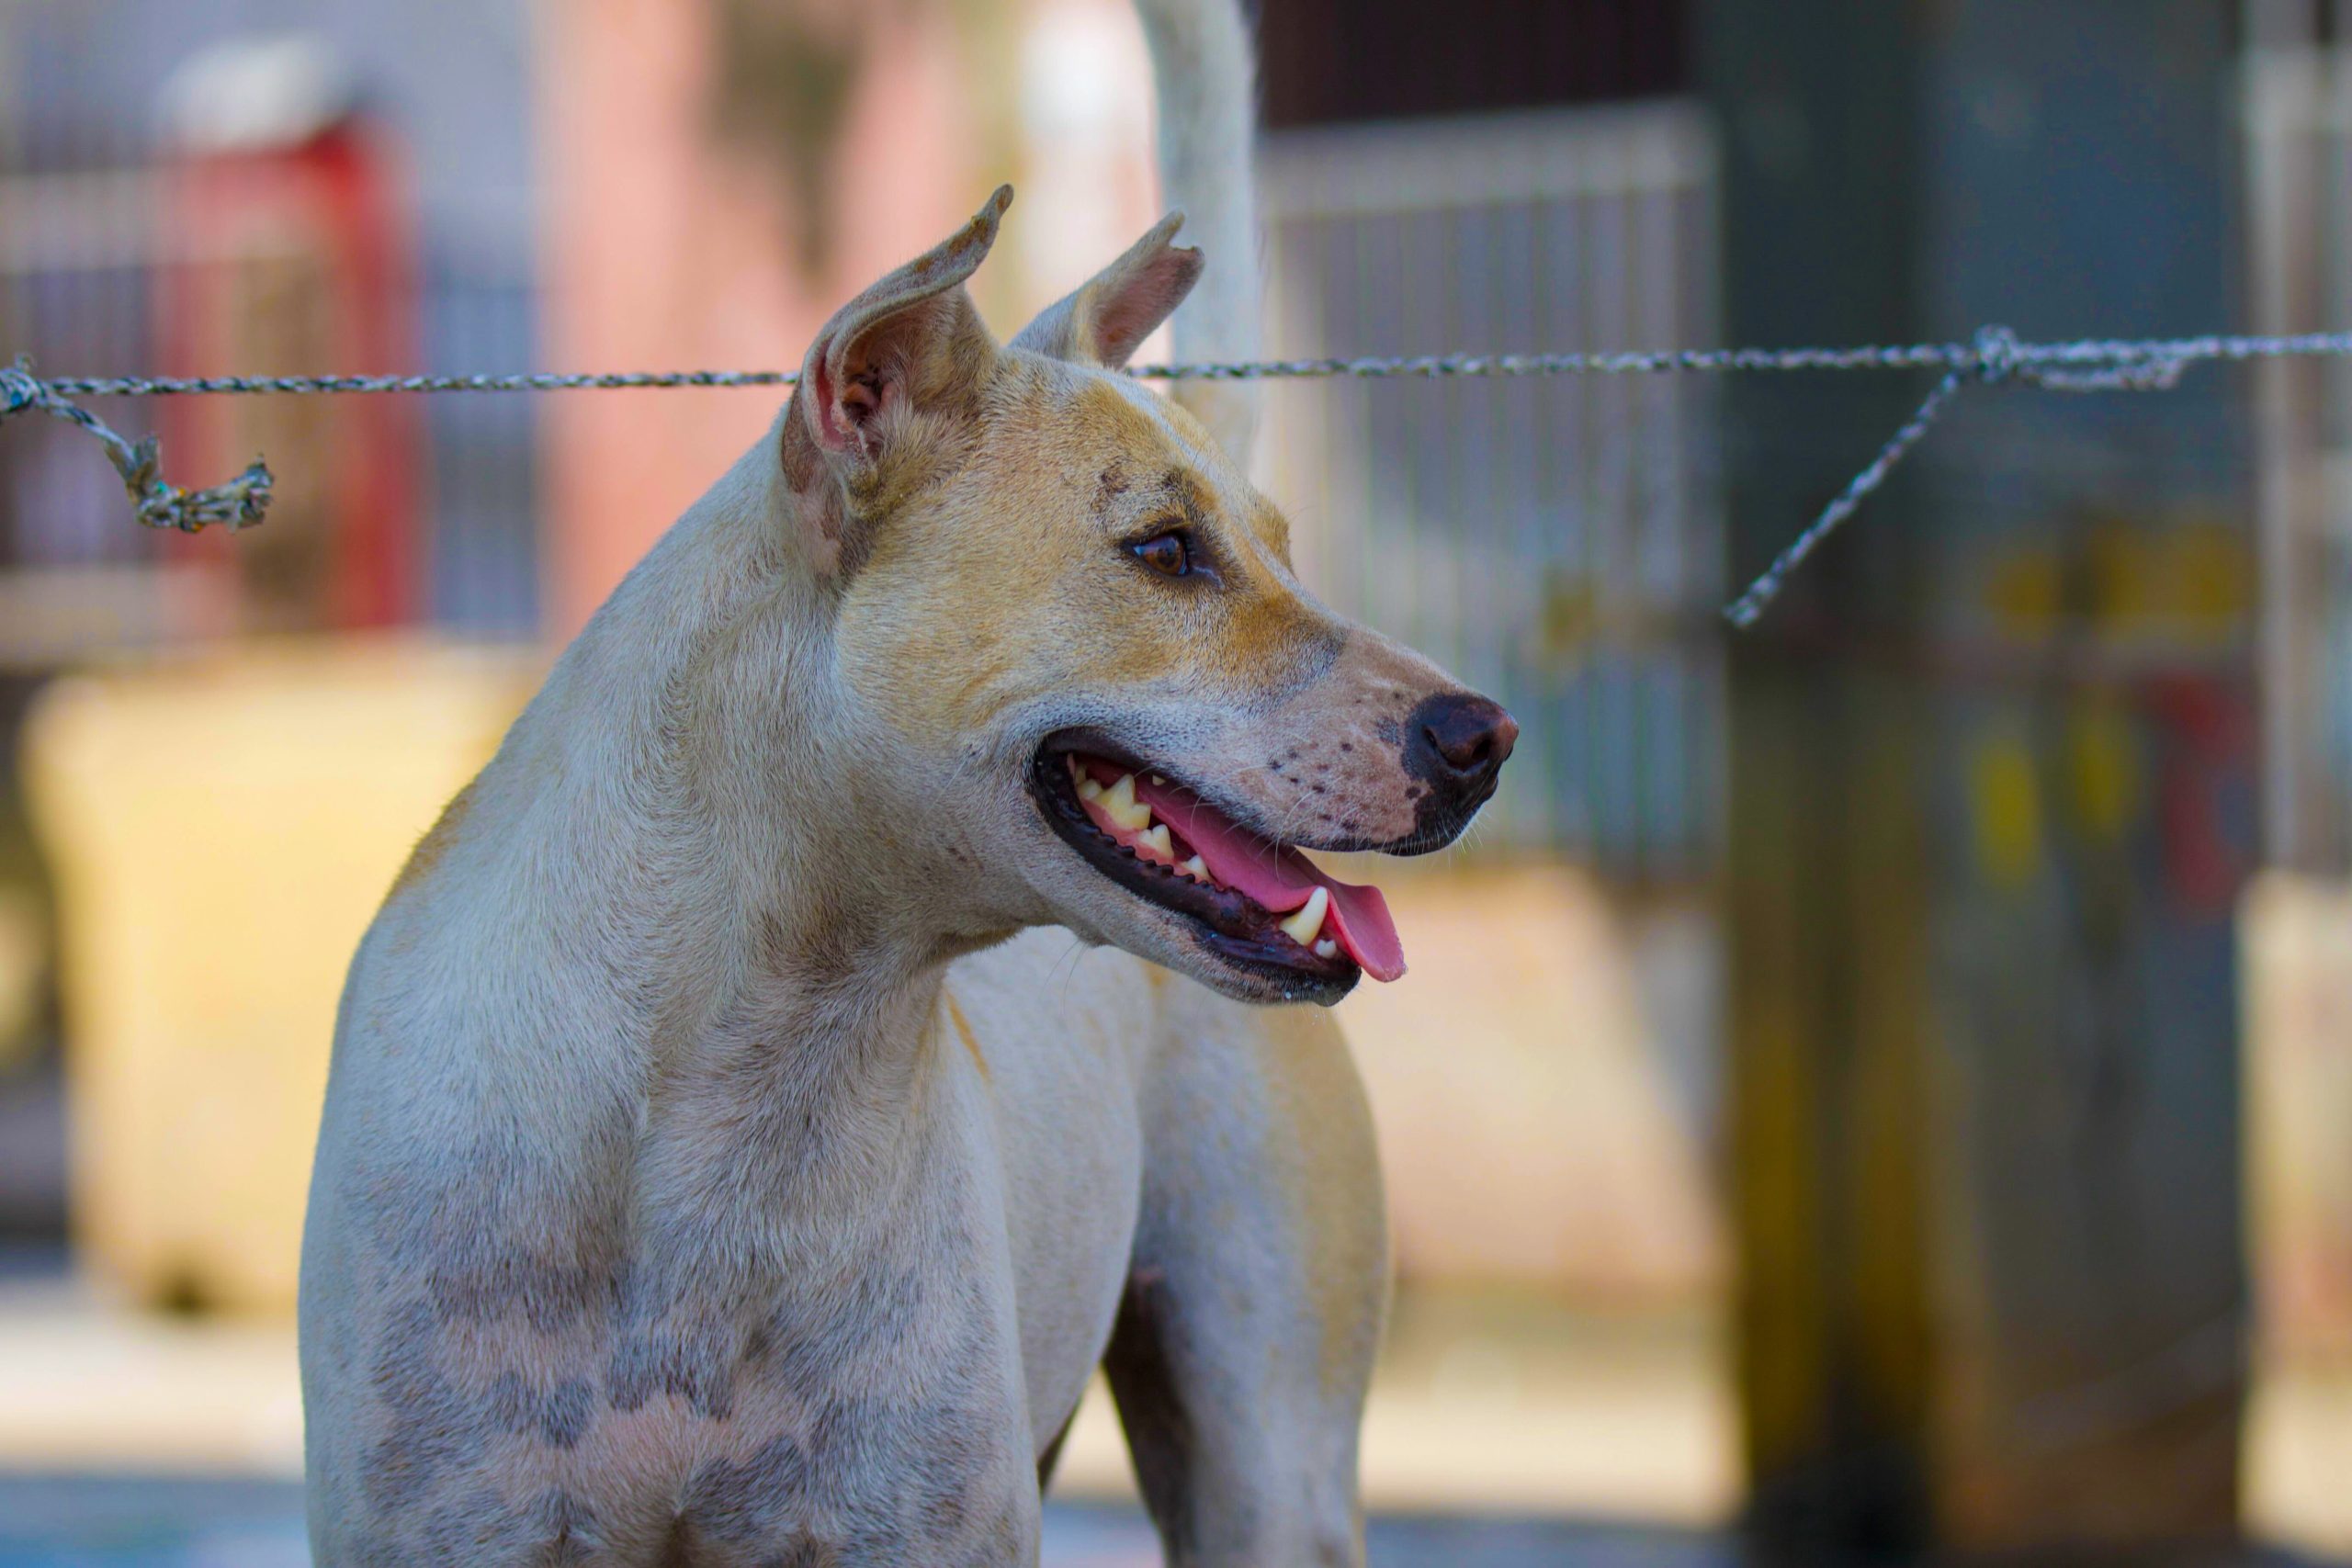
left=1009, top=210, right=1203, bottom=370
left=787, top=186, right=1011, bottom=475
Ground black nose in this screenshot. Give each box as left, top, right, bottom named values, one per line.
left=1408, top=691, right=1519, bottom=794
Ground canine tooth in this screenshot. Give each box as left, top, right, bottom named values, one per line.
left=1180, top=854, right=1208, bottom=881
left=1100, top=773, right=1153, bottom=831
left=1279, top=886, right=1330, bottom=947
left=1314, top=938, right=1338, bottom=959
left=1136, top=824, right=1173, bottom=862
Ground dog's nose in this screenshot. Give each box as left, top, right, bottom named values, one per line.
left=1412, top=692, right=1518, bottom=792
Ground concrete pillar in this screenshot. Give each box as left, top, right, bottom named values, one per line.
left=1701, top=0, right=2252, bottom=1556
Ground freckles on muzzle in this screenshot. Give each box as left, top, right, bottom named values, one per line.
left=1252, top=680, right=1518, bottom=856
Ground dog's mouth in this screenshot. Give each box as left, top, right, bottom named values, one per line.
left=1028, top=732, right=1406, bottom=998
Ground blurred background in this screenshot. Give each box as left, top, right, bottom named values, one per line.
left=0, top=0, right=2348, bottom=1562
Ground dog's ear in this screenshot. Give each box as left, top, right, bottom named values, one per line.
left=783, top=187, right=1011, bottom=562
left=1009, top=210, right=1203, bottom=370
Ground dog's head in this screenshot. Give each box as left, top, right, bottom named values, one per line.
left=779, top=188, right=1514, bottom=1005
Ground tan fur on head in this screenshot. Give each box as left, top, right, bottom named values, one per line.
left=777, top=197, right=1494, bottom=1005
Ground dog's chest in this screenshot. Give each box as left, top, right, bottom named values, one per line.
left=345, top=1229, right=1038, bottom=1565
left=329, top=1094, right=1044, bottom=1565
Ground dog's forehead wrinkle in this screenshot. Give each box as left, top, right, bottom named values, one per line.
left=968, top=361, right=1307, bottom=585
left=1095, top=365, right=1178, bottom=422
left=1053, top=369, right=1239, bottom=492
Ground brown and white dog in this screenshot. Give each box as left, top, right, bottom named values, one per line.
left=298, top=3, right=1515, bottom=1562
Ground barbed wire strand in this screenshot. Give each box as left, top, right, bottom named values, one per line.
left=1718, top=366, right=1974, bottom=631
left=0, top=356, right=271, bottom=535
left=4, top=323, right=2340, bottom=624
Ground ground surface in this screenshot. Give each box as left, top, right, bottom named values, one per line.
left=0, top=1256, right=1740, bottom=1522
left=0, top=1245, right=1741, bottom=1564
left=0, top=1476, right=1737, bottom=1568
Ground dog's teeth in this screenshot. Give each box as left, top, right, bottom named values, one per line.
left=1179, top=854, right=1208, bottom=881
left=1279, top=886, right=1330, bottom=946
left=1136, top=824, right=1173, bottom=862
left=1100, top=773, right=1153, bottom=831
left=1150, top=774, right=1165, bottom=786
left=1077, top=776, right=1103, bottom=802
left=1314, top=938, right=1338, bottom=959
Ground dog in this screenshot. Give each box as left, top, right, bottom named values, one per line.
left=299, top=2, right=1515, bottom=1562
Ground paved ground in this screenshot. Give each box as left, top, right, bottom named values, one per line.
left=3, top=1251, right=2349, bottom=1564
left=0, top=1247, right=1741, bottom=1564
left=0, top=1260, right=1740, bottom=1523
left=0, top=1476, right=1736, bottom=1568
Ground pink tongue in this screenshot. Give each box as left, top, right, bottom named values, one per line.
left=1085, top=762, right=1407, bottom=983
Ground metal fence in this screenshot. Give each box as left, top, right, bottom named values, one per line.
left=1259, top=101, right=1724, bottom=879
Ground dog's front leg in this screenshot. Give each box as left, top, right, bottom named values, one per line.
left=1108, top=987, right=1388, bottom=1568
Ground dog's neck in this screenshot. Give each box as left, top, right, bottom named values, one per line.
left=468, top=431, right=988, bottom=1213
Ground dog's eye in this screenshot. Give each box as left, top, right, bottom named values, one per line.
left=1132, top=531, right=1193, bottom=579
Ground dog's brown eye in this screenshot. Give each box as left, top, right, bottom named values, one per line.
left=1133, top=531, right=1192, bottom=578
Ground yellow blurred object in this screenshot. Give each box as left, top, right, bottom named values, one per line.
left=0, top=887, right=44, bottom=1073
left=22, top=638, right=539, bottom=1315
left=1984, top=544, right=2062, bottom=642
left=1968, top=731, right=2042, bottom=890
left=2065, top=700, right=2141, bottom=841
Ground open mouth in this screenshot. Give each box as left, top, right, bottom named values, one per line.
left=1029, top=733, right=1406, bottom=999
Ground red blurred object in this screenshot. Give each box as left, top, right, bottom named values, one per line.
left=2147, top=671, right=2253, bottom=917
left=156, top=118, right=422, bottom=629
